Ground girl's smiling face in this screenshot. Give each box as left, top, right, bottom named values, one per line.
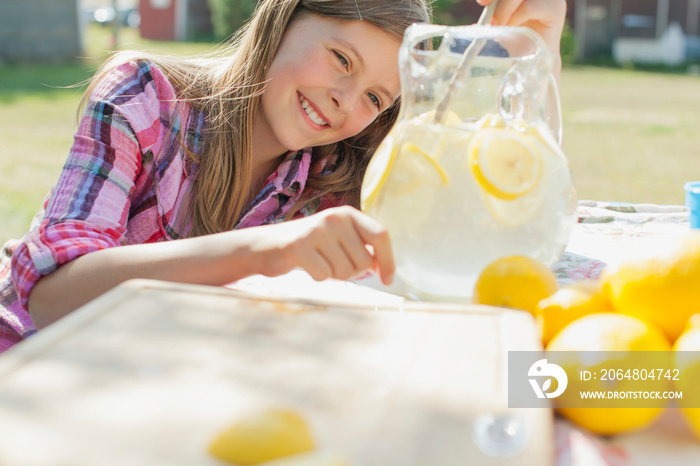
left=256, top=13, right=402, bottom=157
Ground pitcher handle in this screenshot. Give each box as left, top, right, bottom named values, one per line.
left=546, top=73, right=563, bottom=146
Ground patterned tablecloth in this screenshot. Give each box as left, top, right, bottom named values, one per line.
left=554, top=200, right=690, bottom=285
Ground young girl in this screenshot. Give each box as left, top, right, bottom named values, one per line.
left=0, top=0, right=567, bottom=352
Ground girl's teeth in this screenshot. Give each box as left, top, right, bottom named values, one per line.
left=308, top=110, right=324, bottom=125
left=299, top=95, right=327, bottom=126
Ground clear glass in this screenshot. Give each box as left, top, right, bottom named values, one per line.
left=362, top=24, right=577, bottom=302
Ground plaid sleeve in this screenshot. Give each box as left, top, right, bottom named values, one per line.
left=10, top=60, right=174, bottom=311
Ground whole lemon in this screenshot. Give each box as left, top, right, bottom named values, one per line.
left=473, top=255, right=558, bottom=317
left=537, top=280, right=615, bottom=347
left=547, top=313, right=671, bottom=436
left=602, top=232, right=700, bottom=342
left=673, top=314, right=700, bottom=441
left=208, top=408, right=315, bottom=465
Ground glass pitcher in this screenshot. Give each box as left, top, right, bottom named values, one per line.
left=361, top=24, right=577, bottom=302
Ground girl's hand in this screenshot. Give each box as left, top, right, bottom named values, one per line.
left=253, top=206, right=395, bottom=285
left=477, top=0, right=567, bottom=56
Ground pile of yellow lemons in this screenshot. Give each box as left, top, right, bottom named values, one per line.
left=473, top=231, right=700, bottom=438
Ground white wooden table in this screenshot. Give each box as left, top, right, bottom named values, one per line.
left=0, top=278, right=552, bottom=466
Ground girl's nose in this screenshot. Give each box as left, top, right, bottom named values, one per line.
left=331, top=97, right=349, bottom=114
left=329, top=85, right=359, bottom=115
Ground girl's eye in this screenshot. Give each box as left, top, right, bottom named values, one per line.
left=367, top=92, right=381, bottom=110
left=333, top=50, right=349, bottom=69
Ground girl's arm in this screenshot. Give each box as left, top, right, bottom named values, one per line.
left=28, top=206, right=394, bottom=329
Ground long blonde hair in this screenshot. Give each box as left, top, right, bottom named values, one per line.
left=81, top=0, right=431, bottom=237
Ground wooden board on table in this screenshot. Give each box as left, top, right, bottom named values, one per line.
left=0, top=279, right=553, bottom=466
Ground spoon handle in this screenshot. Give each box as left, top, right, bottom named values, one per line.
left=434, top=0, right=499, bottom=124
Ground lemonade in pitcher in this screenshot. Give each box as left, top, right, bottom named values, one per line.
left=361, top=24, right=576, bottom=301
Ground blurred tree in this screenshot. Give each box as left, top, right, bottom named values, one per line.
left=560, top=21, right=576, bottom=65
left=432, top=0, right=463, bottom=25
left=206, top=0, right=479, bottom=40
left=207, top=0, right=258, bottom=40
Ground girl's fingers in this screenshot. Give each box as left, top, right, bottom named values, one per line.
left=276, top=206, right=394, bottom=285
left=346, top=209, right=395, bottom=285
left=480, top=0, right=566, bottom=56
left=507, top=0, right=566, bottom=28
left=317, top=207, right=391, bottom=282
left=505, top=1, right=538, bottom=26
left=332, top=211, right=375, bottom=273
left=490, top=0, right=522, bottom=26
left=338, top=233, right=375, bottom=277
left=301, top=247, right=334, bottom=282
left=315, top=238, right=358, bottom=281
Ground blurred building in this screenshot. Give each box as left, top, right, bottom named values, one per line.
left=139, top=0, right=212, bottom=41
left=82, top=0, right=141, bottom=28
left=0, top=0, right=82, bottom=64
left=569, top=0, right=700, bottom=65
left=448, top=0, right=700, bottom=65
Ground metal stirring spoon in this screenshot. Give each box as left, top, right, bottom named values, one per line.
left=433, top=0, right=499, bottom=124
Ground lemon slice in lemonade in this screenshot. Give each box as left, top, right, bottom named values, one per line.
left=362, top=136, right=450, bottom=210
left=398, top=142, right=450, bottom=190
left=415, top=109, right=462, bottom=127
left=468, top=129, right=542, bottom=200
left=361, top=131, right=398, bottom=211
left=484, top=192, right=543, bottom=226
left=384, top=141, right=450, bottom=199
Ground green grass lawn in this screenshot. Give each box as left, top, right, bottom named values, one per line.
left=561, top=66, right=700, bottom=205
left=2, top=25, right=699, bottom=245
left=0, top=25, right=216, bottom=245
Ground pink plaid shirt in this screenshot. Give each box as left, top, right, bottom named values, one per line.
left=0, top=60, right=343, bottom=353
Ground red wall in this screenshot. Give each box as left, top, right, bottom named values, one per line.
left=139, top=0, right=176, bottom=41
